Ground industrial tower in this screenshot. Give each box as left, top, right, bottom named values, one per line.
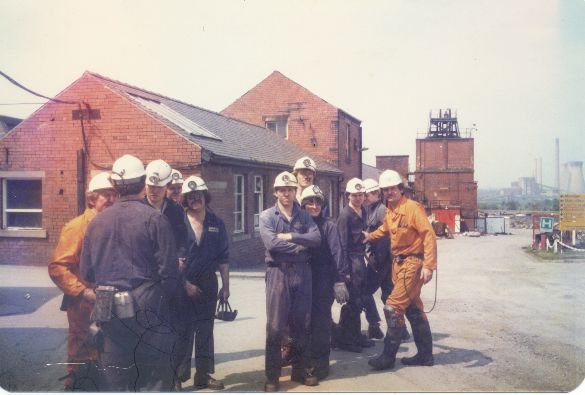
left=414, top=109, right=478, bottom=231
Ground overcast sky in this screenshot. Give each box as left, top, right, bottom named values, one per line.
left=1, top=0, right=584, bottom=188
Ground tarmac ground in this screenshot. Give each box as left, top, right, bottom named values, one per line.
left=0, top=229, right=584, bottom=392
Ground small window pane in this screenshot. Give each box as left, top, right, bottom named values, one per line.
left=6, top=180, right=42, bottom=209
left=7, top=212, right=42, bottom=228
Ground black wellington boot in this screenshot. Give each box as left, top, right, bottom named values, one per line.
left=368, top=326, right=402, bottom=371
left=401, top=319, right=434, bottom=366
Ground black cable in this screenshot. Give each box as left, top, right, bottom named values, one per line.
left=0, top=70, right=78, bottom=104
left=77, top=103, right=110, bottom=170
left=402, top=261, right=438, bottom=314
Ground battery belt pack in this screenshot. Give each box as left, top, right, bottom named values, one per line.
left=92, top=285, right=116, bottom=322
left=91, top=285, right=136, bottom=322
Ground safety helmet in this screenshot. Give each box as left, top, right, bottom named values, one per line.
left=145, top=159, right=173, bottom=187
left=87, top=172, right=114, bottom=192
left=362, top=178, right=380, bottom=193
left=181, top=175, right=208, bottom=194
left=110, top=154, right=145, bottom=184
left=345, top=178, right=365, bottom=194
left=300, top=185, right=324, bottom=205
left=274, top=171, right=298, bottom=189
left=169, top=169, right=184, bottom=185
left=293, top=156, right=316, bottom=173
left=378, top=169, right=403, bottom=188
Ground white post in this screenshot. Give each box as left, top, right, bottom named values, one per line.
left=573, top=230, right=577, bottom=246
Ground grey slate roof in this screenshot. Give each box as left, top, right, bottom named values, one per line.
left=89, top=72, right=342, bottom=176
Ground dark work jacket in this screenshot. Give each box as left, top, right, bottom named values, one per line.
left=311, top=215, right=349, bottom=283
left=337, top=204, right=367, bottom=255
left=183, top=209, right=229, bottom=283
left=143, top=196, right=188, bottom=258
left=80, top=197, right=179, bottom=298
left=365, top=200, right=391, bottom=270
left=259, top=202, right=321, bottom=265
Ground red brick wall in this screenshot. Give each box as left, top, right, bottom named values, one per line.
left=221, top=71, right=360, bottom=180
left=414, top=137, right=477, bottom=218
left=376, top=155, right=410, bottom=179
left=416, top=138, right=474, bottom=171
left=0, top=73, right=201, bottom=265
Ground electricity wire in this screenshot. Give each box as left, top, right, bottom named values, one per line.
left=0, top=70, right=78, bottom=104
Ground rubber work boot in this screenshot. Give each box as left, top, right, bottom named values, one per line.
left=368, top=326, right=402, bottom=370
left=401, top=319, right=434, bottom=366
left=291, top=368, right=319, bottom=386
left=368, top=323, right=385, bottom=339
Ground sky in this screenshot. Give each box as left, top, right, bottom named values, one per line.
left=1, top=0, right=584, bottom=189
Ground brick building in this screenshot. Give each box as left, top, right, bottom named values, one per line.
left=414, top=109, right=478, bottom=231
left=221, top=71, right=362, bottom=211
left=0, top=72, right=342, bottom=266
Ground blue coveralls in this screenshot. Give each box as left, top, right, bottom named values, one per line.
left=259, top=202, right=321, bottom=382
left=142, top=196, right=188, bottom=257
left=80, top=197, right=180, bottom=391
left=335, top=204, right=367, bottom=347
left=363, top=199, right=393, bottom=325
left=174, top=210, right=229, bottom=383
left=308, top=215, right=349, bottom=377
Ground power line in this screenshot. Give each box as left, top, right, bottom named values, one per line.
left=0, top=70, right=78, bottom=105
left=0, top=102, right=47, bottom=105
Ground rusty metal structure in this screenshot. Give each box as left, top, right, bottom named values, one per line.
left=414, top=109, right=478, bottom=231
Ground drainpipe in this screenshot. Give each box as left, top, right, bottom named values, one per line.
left=77, top=149, right=85, bottom=215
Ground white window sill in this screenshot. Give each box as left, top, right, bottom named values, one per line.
left=0, top=229, right=47, bottom=238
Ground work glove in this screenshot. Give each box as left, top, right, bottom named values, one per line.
left=334, top=282, right=349, bottom=304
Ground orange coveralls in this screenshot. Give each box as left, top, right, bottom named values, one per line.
left=369, top=196, right=437, bottom=327
left=48, top=208, right=97, bottom=377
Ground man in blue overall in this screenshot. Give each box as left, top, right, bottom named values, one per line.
left=259, top=171, right=321, bottom=392
left=80, top=154, right=180, bottom=391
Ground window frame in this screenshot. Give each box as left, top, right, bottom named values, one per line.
left=265, top=117, right=288, bottom=139
left=0, top=171, right=46, bottom=238
left=233, top=174, right=245, bottom=234
left=253, top=175, right=264, bottom=230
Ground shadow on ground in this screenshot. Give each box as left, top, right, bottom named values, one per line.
left=0, top=327, right=68, bottom=392
left=0, top=287, right=61, bottom=316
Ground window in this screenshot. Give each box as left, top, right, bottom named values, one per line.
left=234, top=175, right=244, bottom=233
left=265, top=118, right=288, bottom=139
left=345, top=124, right=351, bottom=161
left=2, top=178, right=42, bottom=229
left=253, top=175, right=264, bottom=229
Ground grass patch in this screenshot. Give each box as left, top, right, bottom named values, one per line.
left=523, top=246, right=585, bottom=262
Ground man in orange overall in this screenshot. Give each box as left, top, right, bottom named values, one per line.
left=363, top=169, right=437, bottom=370
left=48, top=172, right=117, bottom=390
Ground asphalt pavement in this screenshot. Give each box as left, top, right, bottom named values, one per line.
left=1, top=229, right=584, bottom=392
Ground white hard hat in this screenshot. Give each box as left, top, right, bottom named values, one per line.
left=169, top=169, right=183, bottom=185
left=345, top=178, right=365, bottom=194
left=293, top=156, right=316, bottom=173
left=145, top=159, right=172, bottom=187
left=110, top=154, right=145, bottom=183
left=300, top=185, right=324, bottom=205
left=362, top=178, right=380, bottom=193
left=87, top=172, right=114, bottom=192
left=379, top=169, right=403, bottom=188
left=181, top=175, right=208, bottom=194
left=274, top=171, right=298, bottom=188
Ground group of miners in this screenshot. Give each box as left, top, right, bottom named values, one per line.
left=47, top=152, right=437, bottom=392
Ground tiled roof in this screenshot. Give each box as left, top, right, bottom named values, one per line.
left=89, top=72, right=341, bottom=175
